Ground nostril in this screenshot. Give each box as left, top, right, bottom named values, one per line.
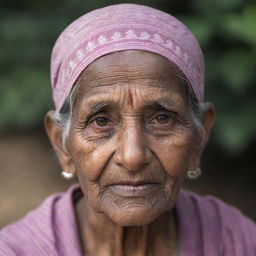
left=130, top=163, right=149, bottom=173
left=117, top=162, right=149, bottom=173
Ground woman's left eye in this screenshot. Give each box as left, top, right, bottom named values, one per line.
left=94, top=117, right=109, bottom=126
left=154, top=114, right=170, bottom=124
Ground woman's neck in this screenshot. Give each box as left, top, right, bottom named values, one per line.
left=75, top=196, right=177, bottom=256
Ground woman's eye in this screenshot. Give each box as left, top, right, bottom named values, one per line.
left=94, top=117, right=109, bottom=126
left=154, top=114, right=171, bottom=124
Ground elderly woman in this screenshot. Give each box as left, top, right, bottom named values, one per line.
left=0, top=4, right=255, bottom=256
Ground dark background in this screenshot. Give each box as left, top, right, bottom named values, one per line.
left=0, top=0, right=255, bottom=228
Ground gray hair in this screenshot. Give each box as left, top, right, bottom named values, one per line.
left=51, top=72, right=203, bottom=146
left=50, top=77, right=81, bottom=146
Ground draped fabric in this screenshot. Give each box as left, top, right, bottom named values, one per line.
left=1, top=184, right=255, bottom=256
left=51, top=4, right=205, bottom=111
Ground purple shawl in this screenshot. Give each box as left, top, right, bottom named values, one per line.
left=1, top=185, right=255, bottom=256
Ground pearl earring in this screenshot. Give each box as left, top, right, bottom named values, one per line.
left=61, top=171, right=74, bottom=180
left=187, top=168, right=201, bottom=180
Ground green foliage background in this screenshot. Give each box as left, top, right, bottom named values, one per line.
left=1, top=0, right=256, bottom=154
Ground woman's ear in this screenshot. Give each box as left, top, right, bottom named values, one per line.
left=187, top=103, right=215, bottom=172
left=200, top=102, right=216, bottom=148
left=44, top=111, right=76, bottom=176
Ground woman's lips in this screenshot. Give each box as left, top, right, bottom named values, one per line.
left=108, top=183, right=160, bottom=197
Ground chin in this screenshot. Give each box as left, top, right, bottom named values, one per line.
left=104, top=202, right=167, bottom=226
left=93, top=185, right=175, bottom=226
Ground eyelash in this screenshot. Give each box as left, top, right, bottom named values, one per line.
left=150, top=111, right=177, bottom=121
left=86, top=110, right=178, bottom=128
left=87, top=112, right=113, bottom=130
left=77, top=107, right=184, bottom=131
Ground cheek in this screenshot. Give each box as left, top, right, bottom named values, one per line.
left=70, top=135, right=117, bottom=209
left=71, top=137, right=116, bottom=182
left=149, top=132, right=194, bottom=207
left=151, top=131, right=194, bottom=177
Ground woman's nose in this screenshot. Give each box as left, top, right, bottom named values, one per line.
left=115, top=126, right=152, bottom=172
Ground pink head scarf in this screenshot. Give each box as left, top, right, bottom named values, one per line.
left=51, top=4, right=204, bottom=111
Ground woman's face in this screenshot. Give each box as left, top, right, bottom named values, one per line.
left=59, top=51, right=206, bottom=226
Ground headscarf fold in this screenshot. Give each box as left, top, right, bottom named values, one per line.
left=51, top=4, right=204, bottom=111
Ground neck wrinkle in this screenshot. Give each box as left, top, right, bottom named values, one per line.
left=114, top=225, right=124, bottom=256
left=76, top=196, right=177, bottom=256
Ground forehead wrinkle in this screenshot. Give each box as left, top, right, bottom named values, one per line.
left=78, top=81, right=186, bottom=112
left=83, top=62, right=179, bottom=90
left=83, top=77, right=168, bottom=92
left=80, top=93, right=183, bottom=116
left=84, top=66, right=159, bottom=89
left=84, top=57, right=167, bottom=81
left=82, top=79, right=181, bottom=98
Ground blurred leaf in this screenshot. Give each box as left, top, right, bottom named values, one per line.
left=219, top=50, right=255, bottom=92
left=181, top=17, right=214, bottom=45
left=223, top=4, right=256, bottom=46
left=0, top=68, right=51, bottom=131
left=192, top=0, right=243, bottom=15
left=214, top=101, right=256, bottom=153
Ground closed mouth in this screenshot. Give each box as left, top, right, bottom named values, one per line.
left=108, top=181, right=160, bottom=187
left=106, top=182, right=160, bottom=197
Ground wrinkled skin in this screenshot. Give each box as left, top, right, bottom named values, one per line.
left=45, top=50, right=215, bottom=255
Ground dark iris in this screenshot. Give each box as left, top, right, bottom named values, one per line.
left=95, top=117, right=108, bottom=126
left=156, top=114, right=170, bottom=123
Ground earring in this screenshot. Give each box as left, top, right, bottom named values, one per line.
left=187, top=167, right=201, bottom=180
left=61, top=171, right=74, bottom=180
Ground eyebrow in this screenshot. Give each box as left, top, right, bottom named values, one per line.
left=91, top=102, right=111, bottom=111
left=141, top=99, right=178, bottom=110
left=157, top=99, right=176, bottom=108
left=85, top=98, right=178, bottom=113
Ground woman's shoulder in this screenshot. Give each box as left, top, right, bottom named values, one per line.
left=179, top=189, right=256, bottom=228
left=177, top=190, right=256, bottom=255
left=0, top=192, right=63, bottom=256
left=0, top=184, right=80, bottom=256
